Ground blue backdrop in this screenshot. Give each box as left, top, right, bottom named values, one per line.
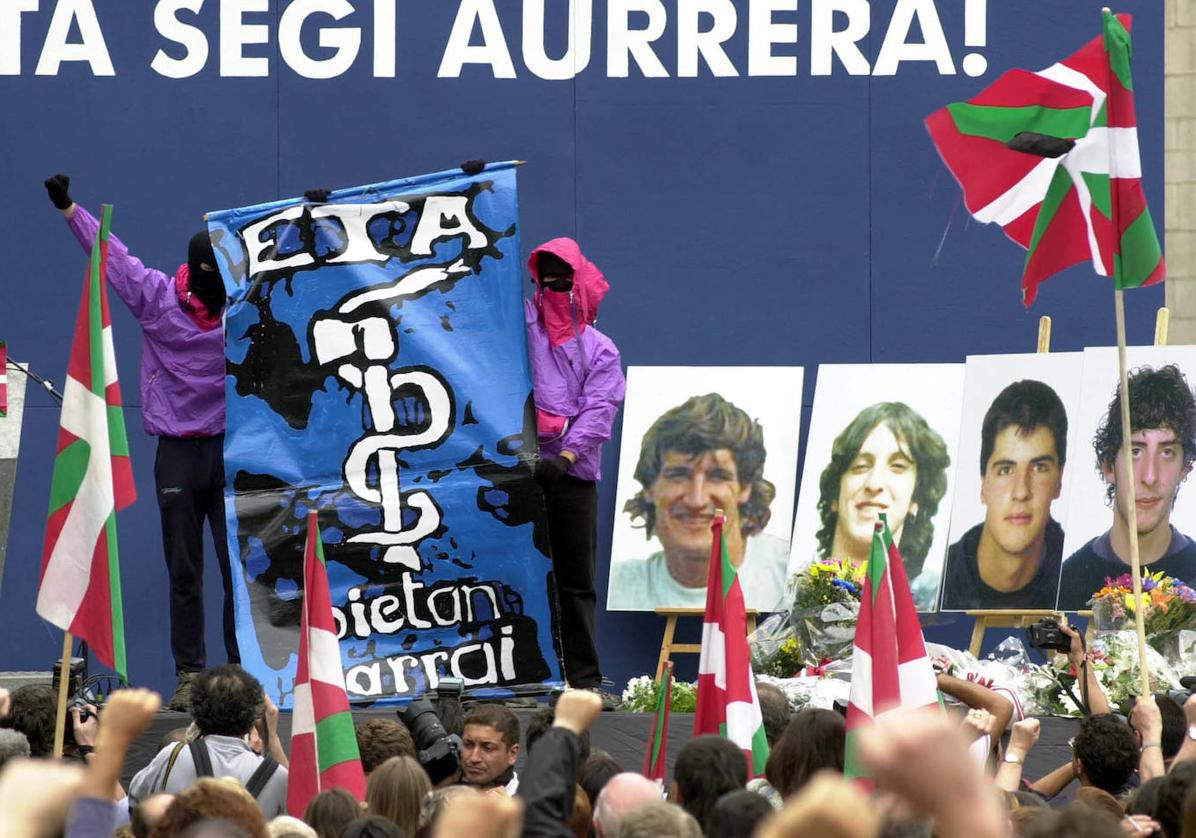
left=0, top=0, right=1167, bottom=696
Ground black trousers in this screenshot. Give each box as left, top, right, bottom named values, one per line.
left=543, top=475, right=601, bottom=688
left=154, top=435, right=240, bottom=672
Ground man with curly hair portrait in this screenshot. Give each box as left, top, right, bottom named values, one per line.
left=1057, top=364, right=1196, bottom=611
left=128, top=665, right=289, bottom=816
left=608, top=393, right=789, bottom=610
left=814, top=401, right=951, bottom=610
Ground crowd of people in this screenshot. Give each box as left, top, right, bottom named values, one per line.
left=6, top=636, right=1196, bottom=838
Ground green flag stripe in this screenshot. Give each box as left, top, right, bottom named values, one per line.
left=1093, top=101, right=1108, bottom=129
left=946, top=102, right=1091, bottom=143
left=47, top=440, right=92, bottom=514
left=315, top=712, right=361, bottom=771
left=107, top=405, right=130, bottom=457
left=750, top=724, right=769, bottom=775
left=106, top=514, right=126, bottom=679
left=1103, top=12, right=1133, bottom=91
left=843, top=729, right=865, bottom=780
left=1024, top=167, right=1076, bottom=267
left=1116, top=210, right=1164, bottom=289
left=720, top=535, right=735, bottom=599
left=87, top=207, right=112, bottom=399
left=1082, top=172, right=1112, bottom=220
left=868, top=528, right=888, bottom=605
left=649, top=691, right=667, bottom=765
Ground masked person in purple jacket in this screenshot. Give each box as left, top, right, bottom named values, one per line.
left=526, top=238, right=625, bottom=705
left=45, top=174, right=236, bottom=711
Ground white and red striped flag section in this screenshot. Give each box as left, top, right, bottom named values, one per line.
left=925, top=11, right=1162, bottom=306
left=36, top=204, right=135, bottom=679
left=642, top=660, right=674, bottom=783
left=694, top=513, right=769, bottom=778
left=287, top=510, right=367, bottom=817
left=844, top=516, right=939, bottom=787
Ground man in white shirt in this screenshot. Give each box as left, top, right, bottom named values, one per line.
left=610, top=393, right=789, bottom=610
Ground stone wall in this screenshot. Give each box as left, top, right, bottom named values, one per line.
left=1166, top=0, right=1196, bottom=340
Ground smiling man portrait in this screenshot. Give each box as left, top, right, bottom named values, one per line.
left=813, top=401, right=951, bottom=610
left=608, top=393, right=789, bottom=611
left=939, top=380, right=1068, bottom=610
left=1057, top=365, right=1196, bottom=611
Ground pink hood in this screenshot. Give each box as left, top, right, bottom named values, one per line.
left=528, top=237, right=608, bottom=346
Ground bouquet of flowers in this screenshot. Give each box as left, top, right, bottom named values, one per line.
left=785, top=558, right=867, bottom=666
left=1022, top=631, right=1181, bottom=716
left=621, top=674, right=698, bottom=713
left=748, top=613, right=806, bottom=678
left=1090, top=571, right=1196, bottom=658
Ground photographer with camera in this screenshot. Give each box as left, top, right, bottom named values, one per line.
left=399, top=697, right=463, bottom=788
left=128, top=665, right=288, bottom=817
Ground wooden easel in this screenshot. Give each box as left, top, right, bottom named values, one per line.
left=965, top=308, right=1171, bottom=657
left=655, top=607, right=758, bottom=681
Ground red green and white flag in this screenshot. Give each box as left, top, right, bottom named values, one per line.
left=843, top=517, right=939, bottom=788
left=642, top=660, right=674, bottom=783
left=694, top=514, right=769, bottom=778
left=287, top=511, right=367, bottom=817
left=925, top=12, right=1163, bottom=306
left=36, top=204, right=135, bottom=678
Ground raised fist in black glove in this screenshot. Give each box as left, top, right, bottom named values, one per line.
left=304, top=188, right=331, bottom=203
left=534, top=455, right=570, bottom=485
left=460, top=160, right=486, bottom=176
left=45, top=174, right=72, bottom=210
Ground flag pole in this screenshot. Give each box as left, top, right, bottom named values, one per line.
left=52, top=631, right=74, bottom=758
left=1100, top=5, right=1150, bottom=696
left=1114, top=289, right=1151, bottom=697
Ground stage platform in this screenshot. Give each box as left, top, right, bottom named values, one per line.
left=120, top=708, right=1080, bottom=791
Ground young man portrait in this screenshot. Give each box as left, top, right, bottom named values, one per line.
left=940, top=380, right=1068, bottom=609
left=1057, top=364, right=1196, bottom=611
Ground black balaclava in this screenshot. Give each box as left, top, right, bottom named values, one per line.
left=187, top=230, right=226, bottom=314
left=536, top=251, right=574, bottom=292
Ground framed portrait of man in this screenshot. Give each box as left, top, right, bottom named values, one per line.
left=1056, top=346, right=1196, bottom=612
left=606, top=366, right=803, bottom=612
left=788, top=364, right=965, bottom=612
left=938, top=353, right=1083, bottom=612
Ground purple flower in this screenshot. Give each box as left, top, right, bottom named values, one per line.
left=1143, top=577, right=1158, bottom=591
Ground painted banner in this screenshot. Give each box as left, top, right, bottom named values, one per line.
left=207, top=163, right=563, bottom=706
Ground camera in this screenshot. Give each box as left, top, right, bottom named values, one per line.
left=399, top=697, right=461, bottom=784
left=1026, top=618, right=1072, bottom=652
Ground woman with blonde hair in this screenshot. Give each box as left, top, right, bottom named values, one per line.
left=366, top=755, right=432, bottom=837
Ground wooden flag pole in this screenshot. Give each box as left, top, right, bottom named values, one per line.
left=52, top=631, right=74, bottom=758
left=1114, top=290, right=1151, bottom=697
left=1155, top=306, right=1171, bottom=347
left=1037, top=315, right=1052, bottom=353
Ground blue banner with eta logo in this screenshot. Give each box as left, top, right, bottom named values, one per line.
left=206, top=163, right=563, bottom=706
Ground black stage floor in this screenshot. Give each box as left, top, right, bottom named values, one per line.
left=120, top=708, right=1080, bottom=792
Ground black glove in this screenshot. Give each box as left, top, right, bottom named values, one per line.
left=460, top=160, right=486, bottom=176
left=534, top=455, right=570, bottom=485
left=45, top=174, right=72, bottom=210
left=304, top=188, right=331, bottom=203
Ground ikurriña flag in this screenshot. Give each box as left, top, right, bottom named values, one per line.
left=287, top=510, right=367, bottom=817
left=643, top=660, right=674, bottom=783
left=925, top=11, right=1163, bottom=306
left=843, top=516, right=939, bottom=788
left=36, top=204, right=135, bottom=679
left=695, top=513, right=769, bottom=778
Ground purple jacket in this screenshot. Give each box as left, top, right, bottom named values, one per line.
left=526, top=238, right=625, bottom=482
left=67, top=206, right=225, bottom=438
